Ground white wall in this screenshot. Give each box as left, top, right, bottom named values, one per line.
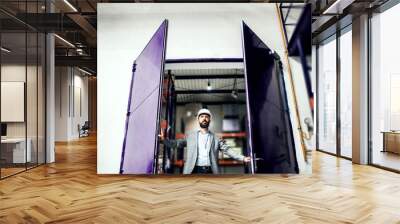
left=1, top=64, right=41, bottom=138
left=71, top=72, right=89, bottom=138
left=55, top=67, right=89, bottom=141
left=98, top=3, right=310, bottom=174
left=1, top=64, right=46, bottom=164
left=55, top=67, right=69, bottom=141
left=1, top=66, right=26, bottom=126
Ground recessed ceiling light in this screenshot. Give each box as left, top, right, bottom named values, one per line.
left=207, top=80, right=212, bottom=91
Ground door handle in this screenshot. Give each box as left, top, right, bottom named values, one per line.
left=253, top=153, right=257, bottom=172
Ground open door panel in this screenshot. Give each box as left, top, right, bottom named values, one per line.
left=120, top=20, right=168, bottom=174
left=242, top=22, right=299, bottom=173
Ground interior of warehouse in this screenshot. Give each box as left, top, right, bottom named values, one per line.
left=160, top=61, right=249, bottom=174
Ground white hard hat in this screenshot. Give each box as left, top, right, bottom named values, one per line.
left=197, top=108, right=212, bottom=118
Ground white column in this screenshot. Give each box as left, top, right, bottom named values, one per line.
left=46, top=0, right=55, bottom=163
left=46, top=33, right=55, bottom=163
left=352, top=14, right=369, bottom=164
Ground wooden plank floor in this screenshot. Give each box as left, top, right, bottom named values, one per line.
left=1, top=134, right=400, bottom=223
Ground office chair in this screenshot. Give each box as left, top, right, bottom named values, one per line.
left=79, top=121, right=90, bottom=138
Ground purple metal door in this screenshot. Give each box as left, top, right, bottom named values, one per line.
left=120, top=20, right=168, bottom=174
left=242, top=22, right=298, bottom=174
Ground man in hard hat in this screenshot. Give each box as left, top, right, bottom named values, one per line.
left=160, top=108, right=251, bottom=174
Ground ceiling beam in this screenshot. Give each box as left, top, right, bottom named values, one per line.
left=177, top=101, right=246, bottom=105
left=323, top=0, right=355, bottom=14
left=55, top=55, right=96, bottom=68
left=166, top=58, right=243, bottom=63
left=175, top=89, right=245, bottom=94
left=67, top=13, right=97, bottom=46
left=174, top=74, right=244, bottom=80
left=11, top=13, right=84, bottom=32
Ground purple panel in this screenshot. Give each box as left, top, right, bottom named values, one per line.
left=120, top=20, right=168, bottom=174
left=242, top=22, right=298, bottom=174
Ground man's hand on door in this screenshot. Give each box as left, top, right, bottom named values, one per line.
left=158, top=128, right=165, bottom=141
left=243, top=157, right=251, bottom=163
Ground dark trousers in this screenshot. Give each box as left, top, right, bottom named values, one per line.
left=192, top=166, right=212, bottom=174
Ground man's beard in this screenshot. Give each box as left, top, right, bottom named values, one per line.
left=200, top=121, right=209, bottom=128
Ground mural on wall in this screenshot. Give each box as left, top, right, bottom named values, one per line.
left=97, top=4, right=313, bottom=175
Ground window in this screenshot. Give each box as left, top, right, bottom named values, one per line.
left=370, top=2, right=400, bottom=171
left=339, top=28, right=352, bottom=158
left=317, top=36, right=337, bottom=154
left=0, top=2, right=47, bottom=179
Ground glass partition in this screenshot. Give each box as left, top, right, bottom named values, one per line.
left=27, top=30, right=38, bottom=169
left=370, top=3, right=400, bottom=171
left=0, top=2, right=46, bottom=179
left=1, top=31, right=28, bottom=177
left=38, top=32, right=45, bottom=165
left=317, top=35, right=337, bottom=155
left=339, top=27, right=352, bottom=158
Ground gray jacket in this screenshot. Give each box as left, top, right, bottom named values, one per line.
left=164, top=130, right=245, bottom=174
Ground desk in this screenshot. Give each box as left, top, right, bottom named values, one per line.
left=1, top=138, right=31, bottom=163
left=382, top=131, right=400, bottom=154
